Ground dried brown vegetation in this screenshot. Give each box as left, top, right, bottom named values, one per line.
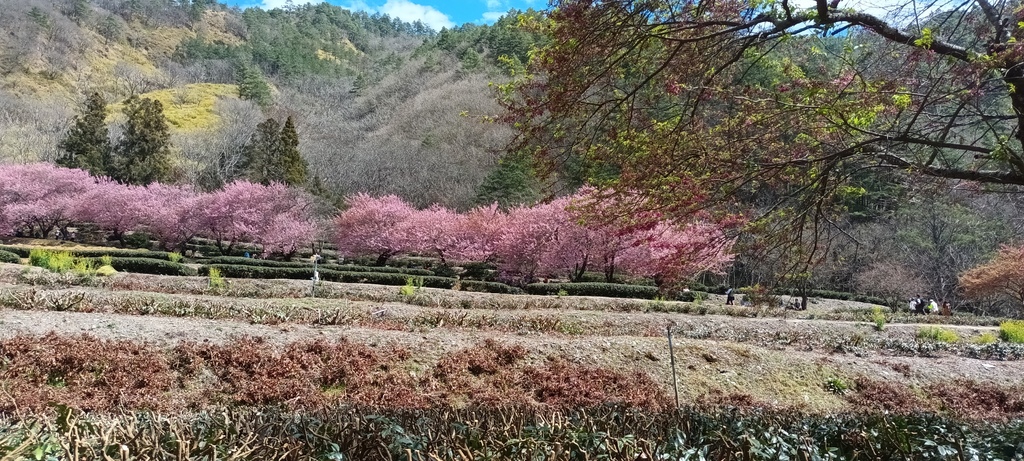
left=0, top=334, right=665, bottom=414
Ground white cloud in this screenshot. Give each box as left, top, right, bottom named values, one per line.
left=343, top=0, right=375, bottom=12
left=378, top=0, right=455, bottom=30
left=486, top=0, right=503, bottom=9
left=259, top=0, right=313, bottom=8
left=257, top=0, right=454, bottom=31
left=480, top=11, right=505, bottom=23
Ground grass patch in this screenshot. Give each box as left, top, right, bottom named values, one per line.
left=112, top=83, right=239, bottom=131
left=972, top=332, right=999, bottom=345
left=29, top=249, right=76, bottom=273
left=917, top=326, right=959, bottom=343
left=999, top=321, right=1024, bottom=343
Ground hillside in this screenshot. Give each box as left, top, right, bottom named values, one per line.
left=0, top=0, right=536, bottom=208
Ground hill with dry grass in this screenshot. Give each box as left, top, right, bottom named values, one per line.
left=0, top=0, right=531, bottom=208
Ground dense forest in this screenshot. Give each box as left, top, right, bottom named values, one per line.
left=1, top=0, right=1023, bottom=316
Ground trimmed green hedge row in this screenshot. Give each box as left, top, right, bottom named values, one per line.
left=0, top=250, right=20, bottom=264
left=203, top=264, right=456, bottom=289
left=204, top=256, right=435, bottom=276
left=101, top=257, right=197, bottom=276
left=459, top=280, right=523, bottom=295
left=675, top=290, right=710, bottom=302
left=525, top=283, right=659, bottom=300
left=0, top=245, right=173, bottom=261
left=688, top=283, right=891, bottom=306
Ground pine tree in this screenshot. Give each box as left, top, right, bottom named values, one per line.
left=68, top=0, right=91, bottom=26
left=111, top=96, right=173, bottom=185
left=241, top=118, right=282, bottom=185
left=235, top=65, right=272, bottom=107
left=475, top=153, right=541, bottom=208
left=278, top=116, right=307, bottom=186
left=57, top=92, right=111, bottom=176
left=98, top=15, right=123, bottom=44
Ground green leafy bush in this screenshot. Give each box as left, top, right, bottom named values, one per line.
left=102, top=257, right=197, bottom=276
left=824, top=377, right=849, bottom=395
left=0, top=250, right=20, bottom=264
left=400, top=276, right=423, bottom=296
left=208, top=267, right=225, bottom=288
left=525, top=283, right=658, bottom=299
left=72, top=258, right=95, bottom=275
left=871, top=307, right=886, bottom=331
left=999, top=321, right=1024, bottom=343
left=917, top=326, right=959, bottom=343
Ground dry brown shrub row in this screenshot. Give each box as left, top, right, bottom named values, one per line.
left=847, top=378, right=1024, bottom=420
left=0, top=334, right=666, bottom=414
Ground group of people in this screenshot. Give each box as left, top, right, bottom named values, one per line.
left=909, top=295, right=951, bottom=316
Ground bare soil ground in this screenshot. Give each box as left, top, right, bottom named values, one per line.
left=0, top=262, right=1021, bottom=418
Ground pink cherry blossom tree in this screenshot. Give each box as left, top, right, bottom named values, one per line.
left=397, top=204, right=465, bottom=264
left=0, top=163, right=100, bottom=238
left=493, top=200, right=569, bottom=284
left=197, top=181, right=319, bottom=257
left=139, top=183, right=204, bottom=251
left=77, top=181, right=152, bottom=242
left=448, top=203, right=507, bottom=262
left=618, top=222, right=735, bottom=287
left=334, top=193, right=416, bottom=265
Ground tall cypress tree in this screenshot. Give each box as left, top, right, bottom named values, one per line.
left=241, top=117, right=308, bottom=186
left=241, top=117, right=283, bottom=185
left=111, top=96, right=173, bottom=185
left=58, top=92, right=111, bottom=176
left=278, top=116, right=307, bottom=186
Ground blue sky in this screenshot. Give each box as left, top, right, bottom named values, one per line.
left=223, top=0, right=545, bottom=30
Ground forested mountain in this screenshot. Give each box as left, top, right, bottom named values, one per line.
left=0, top=0, right=541, bottom=208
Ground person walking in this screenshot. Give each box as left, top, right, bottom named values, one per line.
left=725, top=287, right=735, bottom=305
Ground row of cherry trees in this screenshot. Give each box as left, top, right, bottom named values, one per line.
left=0, top=164, right=317, bottom=255
left=0, top=164, right=734, bottom=284
left=333, top=192, right=735, bottom=285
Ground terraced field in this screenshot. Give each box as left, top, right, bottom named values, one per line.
left=1, top=261, right=1023, bottom=458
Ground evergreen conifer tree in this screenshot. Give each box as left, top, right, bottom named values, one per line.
left=279, top=116, right=307, bottom=186
left=475, top=153, right=541, bottom=208
left=241, top=117, right=309, bottom=186
left=241, top=117, right=282, bottom=184
left=58, top=92, right=111, bottom=176
left=236, top=65, right=272, bottom=107
left=111, top=96, right=173, bottom=185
